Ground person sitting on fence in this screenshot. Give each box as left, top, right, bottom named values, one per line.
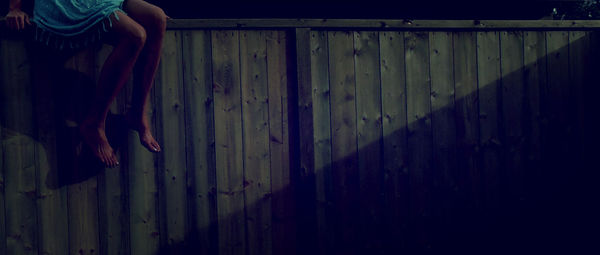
left=5, top=0, right=167, bottom=168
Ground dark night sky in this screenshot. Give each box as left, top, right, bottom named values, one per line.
left=0, top=0, right=584, bottom=19
left=151, top=0, right=560, bottom=19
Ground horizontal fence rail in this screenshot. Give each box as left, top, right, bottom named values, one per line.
left=1, top=19, right=598, bottom=255
left=3, top=18, right=600, bottom=30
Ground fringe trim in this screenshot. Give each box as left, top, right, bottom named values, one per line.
left=33, top=10, right=122, bottom=51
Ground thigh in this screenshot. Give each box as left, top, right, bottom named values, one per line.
left=104, top=10, right=146, bottom=46
left=122, top=0, right=167, bottom=29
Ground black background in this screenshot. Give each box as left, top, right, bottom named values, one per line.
left=2, top=0, right=582, bottom=20
left=153, top=0, right=554, bottom=19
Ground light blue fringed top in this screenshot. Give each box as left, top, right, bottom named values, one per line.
left=31, top=0, right=126, bottom=50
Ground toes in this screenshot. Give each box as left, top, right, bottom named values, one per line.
left=152, top=142, right=161, bottom=152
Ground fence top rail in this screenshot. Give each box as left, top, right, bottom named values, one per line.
left=166, top=19, right=600, bottom=30
left=3, top=18, right=600, bottom=31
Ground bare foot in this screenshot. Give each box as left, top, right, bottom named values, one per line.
left=126, top=116, right=161, bottom=152
left=80, top=121, right=119, bottom=168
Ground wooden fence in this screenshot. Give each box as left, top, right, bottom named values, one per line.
left=1, top=19, right=599, bottom=255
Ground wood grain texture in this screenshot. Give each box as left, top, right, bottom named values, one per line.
left=182, top=30, right=218, bottom=255
left=0, top=108, right=4, bottom=255
left=568, top=31, right=589, bottom=174
left=428, top=31, right=458, bottom=247
left=65, top=48, right=100, bottom=255
left=404, top=31, right=433, bottom=251
left=266, top=30, right=296, bottom=255
left=523, top=31, right=545, bottom=202
left=294, top=27, right=318, bottom=255
left=310, top=30, right=334, bottom=255
left=240, top=30, right=272, bottom=255
left=353, top=31, right=384, bottom=253
left=500, top=31, right=525, bottom=209
left=379, top=31, right=409, bottom=252
left=452, top=31, right=481, bottom=243
left=0, top=36, right=38, bottom=255
left=155, top=30, right=188, bottom=251
left=128, top=129, right=160, bottom=255
left=0, top=118, right=4, bottom=255
left=477, top=31, right=502, bottom=219
left=95, top=44, right=131, bottom=255
left=543, top=31, right=570, bottom=190
left=211, top=30, right=246, bottom=255
left=328, top=30, right=359, bottom=255
left=128, top=38, right=160, bottom=255
left=30, top=43, right=69, bottom=255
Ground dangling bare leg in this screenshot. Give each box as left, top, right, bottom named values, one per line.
left=124, top=0, right=168, bottom=153
left=80, top=11, right=147, bottom=168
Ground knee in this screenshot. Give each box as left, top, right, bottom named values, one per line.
left=147, top=7, right=167, bottom=36
left=126, top=26, right=147, bottom=50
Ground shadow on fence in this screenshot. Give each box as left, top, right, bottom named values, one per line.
left=1, top=29, right=599, bottom=255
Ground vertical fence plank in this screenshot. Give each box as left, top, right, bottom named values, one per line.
left=182, top=30, right=218, bottom=255
left=309, top=30, right=334, bottom=255
left=404, top=31, right=433, bottom=252
left=543, top=31, right=570, bottom=199
left=0, top=118, right=4, bottom=255
left=154, top=30, right=188, bottom=252
left=0, top=111, right=5, bottom=255
left=0, top=37, right=38, bottom=255
left=29, top=43, right=70, bottom=255
left=128, top=109, right=160, bottom=255
left=267, top=30, right=296, bottom=255
left=566, top=31, right=591, bottom=250
left=452, top=31, right=480, bottom=249
left=65, top=48, right=100, bottom=255
left=212, top=30, right=246, bottom=255
left=568, top=31, right=589, bottom=175
left=95, top=44, right=131, bottom=255
left=477, top=32, right=502, bottom=228
left=294, top=27, right=318, bottom=255
left=240, top=30, right=272, bottom=255
left=353, top=31, right=384, bottom=253
left=328, top=30, right=359, bottom=255
left=500, top=31, right=525, bottom=216
left=428, top=31, right=457, bottom=249
left=379, top=31, right=408, bottom=253
left=129, top=39, right=161, bottom=255
left=523, top=31, right=545, bottom=206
